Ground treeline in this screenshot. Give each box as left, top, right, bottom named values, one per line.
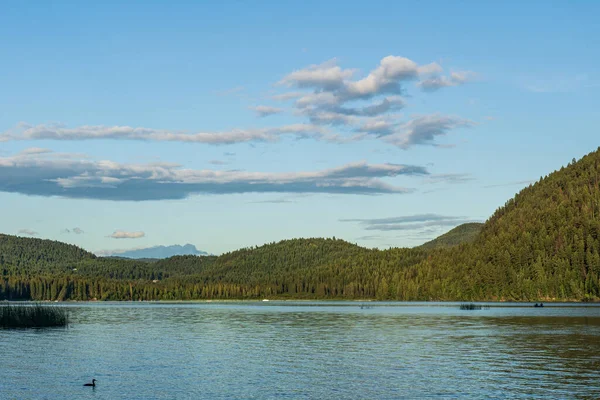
left=1, top=239, right=430, bottom=300
left=2, top=148, right=600, bottom=302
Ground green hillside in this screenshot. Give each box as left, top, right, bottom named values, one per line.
left=406, top=149, right=600, bottom=301
left=1, top=147, right=600, bottom=302
left=0, top=234, right=95, bottom=272
left=188, top=238, right=428, bottom=298
left=418, top=223, right=483, bottom=250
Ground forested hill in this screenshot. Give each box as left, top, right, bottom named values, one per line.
left=0, top=234, right=95, bottom=268
left=418, top=223, right=483, bottom=250
left=408, top=148, right=600, bottom=301
left=1, top=147, right=600, bottom=302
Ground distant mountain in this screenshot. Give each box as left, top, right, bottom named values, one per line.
left=108, top=244, right=209, bottom=259
left=418, top=223, right=483, bottom=250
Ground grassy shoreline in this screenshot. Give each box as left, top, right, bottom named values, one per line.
left=3, top=299, right=598, bottom=305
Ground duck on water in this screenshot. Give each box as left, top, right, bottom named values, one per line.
left=84, top=379, right=97, bottom=387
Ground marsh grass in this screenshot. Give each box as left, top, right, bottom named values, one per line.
left=0, top=302, right=69, bottom=328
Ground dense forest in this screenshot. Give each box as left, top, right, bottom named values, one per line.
left=2, top=147, right=600, bottom=302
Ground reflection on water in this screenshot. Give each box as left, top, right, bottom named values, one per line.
left=0, top=302, right=599, bottom=399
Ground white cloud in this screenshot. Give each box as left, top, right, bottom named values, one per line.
left=284, top=56, right=430, bottom=105
left=249, top=105, right=284, bottom=117
left=344, top=56, right=421, bottom=100
left=272, top=92, right=304, bottom=101
left=417, top=62, right=444, bottom=75
left=279, top=58, right=356, bottom=90
left=418, top=71, right=475, bottom=91
left=357, top=118, right=397, bottom=136
left=295, top=92, right=340, bottom=109
left=110, top=230, right=145, bottom=239
left=275, top=56, right=476, bottom=149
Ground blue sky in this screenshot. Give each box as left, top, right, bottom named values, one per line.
left=1, top=1, right=598, bottom=255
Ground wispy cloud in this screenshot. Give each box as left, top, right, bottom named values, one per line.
left=248, top=193, right=312, bottom=204
left=1, top=122, right=331, bottom=145
left=63, top=227, right=85, bottom=234
left=20, top=147, right=53, bottom=155
left=249, top=105, right=284, bottom=117
left=249, top=198, right=295, bottom=204
left=383, top=114, right=474, bottom=149
left=0, top=149, right=429, bottom=201
left=208, top=160, right=229, bottom=165
left=355, top=235, right=384, bottom=241
left=109, top=230, right=145, bottom=239
left=418, top=71, right=476, bottom=91
left=3, top=115, right=470, bottom=149
left=18, top=229, right=38, bottom=236
left=272, top=92, right=304, bottom=101
left=424, top=173, right=474, bottom=184
left=483, top=180, right=533, bottom=189
left=341, top=213, right=479, bottom=231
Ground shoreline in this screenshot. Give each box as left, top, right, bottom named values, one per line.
left=2, top=299, right=599, bottom=306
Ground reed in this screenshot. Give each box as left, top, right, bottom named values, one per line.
left=460, top=303, right=482, bottom=310
left=0, top=302, right=69, bottom=328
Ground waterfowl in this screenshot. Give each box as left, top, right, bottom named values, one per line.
left=83, top=379, right=97, bottom=387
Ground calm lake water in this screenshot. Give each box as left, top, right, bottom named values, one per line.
left=1, top=302, right=599, bottom=399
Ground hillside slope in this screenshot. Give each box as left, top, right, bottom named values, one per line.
left=0, top=234, right=95, bottom=272
left=418, top=223, right=483, bottom=250
left=190, top=238, right=428, bottom=298
left=410, top=149, right=600, bottom=301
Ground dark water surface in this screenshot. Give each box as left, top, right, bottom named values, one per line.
left=1, top=302, right=599, bottom=399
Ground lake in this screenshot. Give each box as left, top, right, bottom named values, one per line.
left=1, top=302, right=599, bottom=399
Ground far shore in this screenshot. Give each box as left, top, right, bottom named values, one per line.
left=2, top=299, right=598, bottom=305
